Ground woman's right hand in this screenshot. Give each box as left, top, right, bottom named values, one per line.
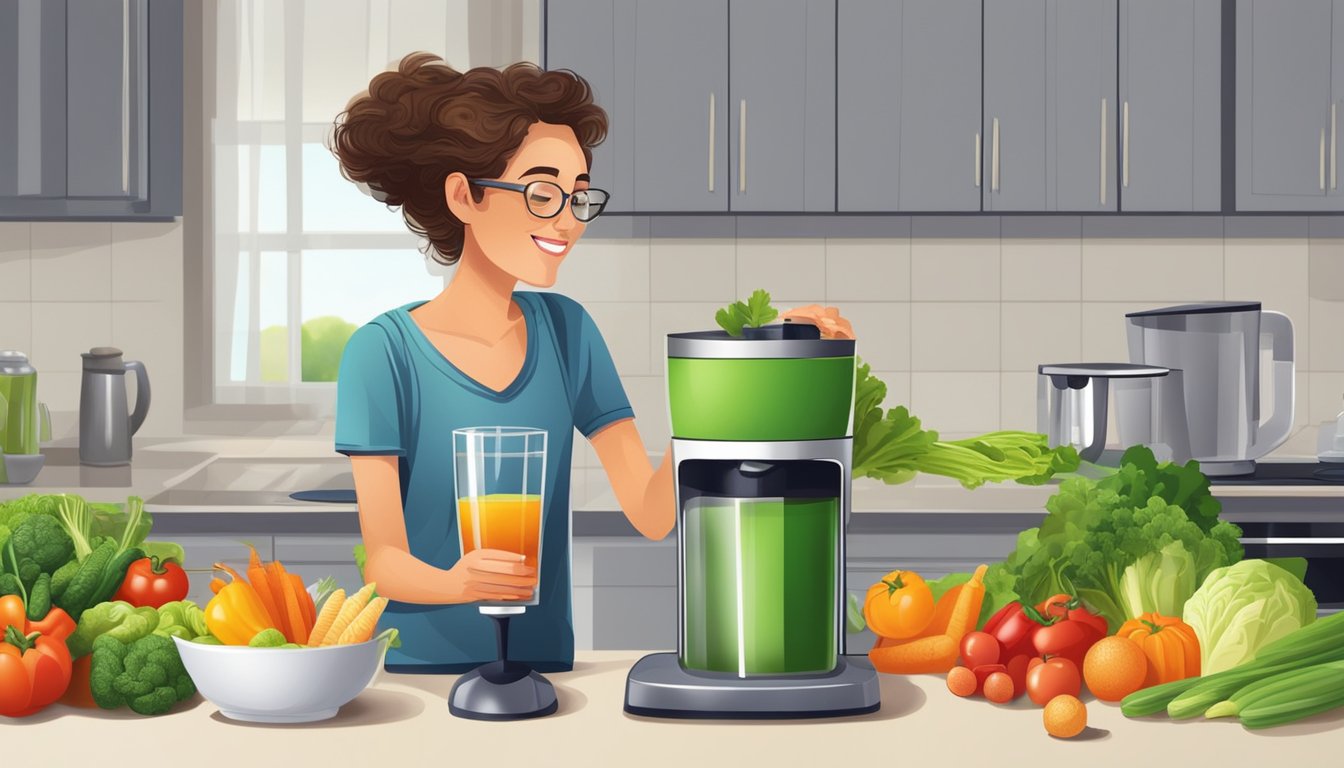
left=444, top=549, right=538, bottom=603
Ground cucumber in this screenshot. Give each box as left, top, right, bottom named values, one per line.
left=1204, top=665, right=1325, bottom=719
left=1120, top=676, right=1202, bottom=717
left=1239, top=660, right=1344, bottom=729
left=91, top=546, right=144, bottom=606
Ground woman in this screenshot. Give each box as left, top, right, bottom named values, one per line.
left=332, top=53, right=850, bottom=673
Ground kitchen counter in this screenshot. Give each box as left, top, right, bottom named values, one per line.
left=12, top=652, right=1341, bottom=765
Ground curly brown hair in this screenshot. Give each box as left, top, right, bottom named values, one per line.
left=331, top=53, right=608, bottom=265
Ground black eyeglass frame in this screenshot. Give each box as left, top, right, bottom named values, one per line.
left=468, top=179, right=610, bottom=222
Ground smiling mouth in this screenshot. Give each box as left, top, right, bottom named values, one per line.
left=532, top=236, right=568, bottom=255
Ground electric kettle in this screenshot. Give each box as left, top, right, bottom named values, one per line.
left=79, top=347, right=151, bottom=467
left=1126, top=302, right=1294, bottom=476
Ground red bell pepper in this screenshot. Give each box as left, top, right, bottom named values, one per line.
left=983, top=600, right=1041, bottom=659
left=1030, top=593, right=1108, bottom=669
left=0, top=595, right=74, bottom=717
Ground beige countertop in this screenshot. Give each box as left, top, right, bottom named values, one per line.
left=11, top=652, right=1341, bottom=766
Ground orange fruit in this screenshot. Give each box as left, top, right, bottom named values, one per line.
left=1083, top=636, right=1149, bottom=702
left=1043, top=694, right=1087, bottom=738
left=983, top=671, right=1014, bottom=703
left=946, top=666, right=976, bottom=697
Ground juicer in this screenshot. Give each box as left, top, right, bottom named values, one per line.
left=624, top=323, right=880, bottom=718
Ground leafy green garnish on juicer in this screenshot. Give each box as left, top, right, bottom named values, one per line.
left=715, top=289, right=779, bottom=336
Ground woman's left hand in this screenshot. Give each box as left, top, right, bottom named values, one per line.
left=780, top=305, right=856, bottom=339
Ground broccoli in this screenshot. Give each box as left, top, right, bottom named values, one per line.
left=89, top=633, right=196, bottom=716
left=0, top=573, right=21, bottom=598
left=10, top=514, right=73, bottom=574
left=248, top=628, right=287, bottom=647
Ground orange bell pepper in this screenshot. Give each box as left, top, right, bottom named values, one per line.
left=0, top=596, right=74, bottom=717
left=203, top=563, right=276, bottom=645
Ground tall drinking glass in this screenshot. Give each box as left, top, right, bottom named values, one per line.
left=448, top=426, right=556, bottom=720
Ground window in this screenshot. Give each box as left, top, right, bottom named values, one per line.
left=211, top=0, right=540, bottom=403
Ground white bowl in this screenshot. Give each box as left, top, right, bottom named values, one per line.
left=173, top=636, right=385, bottom=723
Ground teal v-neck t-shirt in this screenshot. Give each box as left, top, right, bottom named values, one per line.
left=334, top=291, right=634, bottom=673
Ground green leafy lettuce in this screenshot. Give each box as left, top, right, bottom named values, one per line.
left=998, top=445, right=1243, bottom=632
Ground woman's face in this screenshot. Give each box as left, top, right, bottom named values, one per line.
left=457, top=121, right=590, bottom=288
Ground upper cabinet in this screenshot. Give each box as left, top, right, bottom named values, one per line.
left=0, top=0, right=183, bottom=220
left=838, top=0, right=982, bottom=212
left=982, top=0, right=1117, bottom=212
left=1120, top=0, right=1222, bottom=211
left=1236, top=0, right=1343, bottom=211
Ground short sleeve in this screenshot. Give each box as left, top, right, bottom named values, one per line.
left=543, top=294, right=634, bottom=437
left=335, top=322, right=408, bottom=456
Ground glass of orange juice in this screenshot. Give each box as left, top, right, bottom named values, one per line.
left=452, top=426, right=547, bottom=609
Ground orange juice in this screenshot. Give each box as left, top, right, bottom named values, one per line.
left=457, top=493, right=543, bottom=569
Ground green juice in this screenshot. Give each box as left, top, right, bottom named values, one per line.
left=0, top=372, right=38, bottom=455
left=681, top=497, right=838, bottom=676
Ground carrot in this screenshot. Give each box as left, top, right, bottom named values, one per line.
left=272, top=562, right=309, bottom=645
left=288, top=573, right=316, bottom=634
left=263, top=561, right=294, bottom=641
left=913, top=584, right=964, bottom=640
left=245, top=546, right=282, bottom=631
left=337, top=596, right=388, bottom=644
left=209, top=577, right=227, bottom=595
left=868, top=565, right=988, bottom=674
left=307, top=589, right=345, bottom=647
left=319, top=583, right=376, bottom=646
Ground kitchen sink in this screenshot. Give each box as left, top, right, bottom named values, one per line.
left=146, top=456, right=354, bottom=507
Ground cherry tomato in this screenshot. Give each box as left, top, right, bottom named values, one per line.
left=1026, top=657, right=1082, bottom=707
left=946, top=666, right=977, bottom=697
left=959, top=631, right=1002, bottom=669
left=113, top=556, right=190, bottom=609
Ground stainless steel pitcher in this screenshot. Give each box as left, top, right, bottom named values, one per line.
left=79, top=347, right=151, bottom=466
left=1126, top=302, right=1294, bottom=476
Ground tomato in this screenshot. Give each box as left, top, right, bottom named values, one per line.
left=972, top=663, right=1008, bottom=694
left=113, top=556, right=190, bottom=609
left=983, top=672, right=1014, bottom=704
left=863, top=570, right=934, bottom=639
left=1026, top=657, right=1082, bottom=707
left=1005, top=654, right=1033, bottom=700
left=959, top=631, right=1002, bottom=669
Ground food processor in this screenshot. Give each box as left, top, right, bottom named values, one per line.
left=624, top=323, right=881, bottom=718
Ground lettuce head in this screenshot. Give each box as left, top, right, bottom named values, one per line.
left=1182, top=559, right=1317, bottom=674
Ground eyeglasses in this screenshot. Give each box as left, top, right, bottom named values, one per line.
left=469, top=179, right=610, bottom=222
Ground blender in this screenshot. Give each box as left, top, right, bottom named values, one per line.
left=624, top=323, right=881, bottom=718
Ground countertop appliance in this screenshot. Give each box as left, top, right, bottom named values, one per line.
left=1037, top=363, right=1173, bottom=462
left=1126, top=302, right=1294, bottom=476
left=624, top=323, right=880, bottom=718
left=79, top=347, right=150, bottom=467
left=0, top=350, right=51, bottom=484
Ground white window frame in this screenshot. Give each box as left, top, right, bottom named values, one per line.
left=209, top=0, right=539, bottom=408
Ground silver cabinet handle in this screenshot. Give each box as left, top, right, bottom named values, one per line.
left=1333, top=102, right=1338, bottom=190
left=991, top=118, right=1000, bottom=192
left=1122, top=100, right=1130, bottom=188
left=739, top=99, right=746, bottom=194
left=1321, top=127, right=1327, bottom=191
left=121, top=0, right=131, bottom=195
left=708, top=93, right=716, bottom=193
left=1241, top=537, right=1344, bottom=545
left=975, top=132, right=981, bottom=188
left=1100, top=97, right=1107, bottom=205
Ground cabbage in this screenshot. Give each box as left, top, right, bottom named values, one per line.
left=1119, top=539, right=1198, bottom=619
left=1182, top=559, right=1318, bottom=674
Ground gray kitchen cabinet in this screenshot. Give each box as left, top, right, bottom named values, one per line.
left=580, top=539, right=677, bottom=650
left=728, top=0, right=835, bottom=212
left=838, top=0, right=982, bottom=212
left=982, top=0, right=1117, bottom=212
left=631, top=0, right=728, bottom=212
left=1119, top=0, right=1222, bottom=211
left=1236, top=0, right=1339, bottom=210
left=544, top=0, right=636, bottom=213
left=0, top=0, right=182, bottom=220
left=982, top=0, right=1048, bottom=211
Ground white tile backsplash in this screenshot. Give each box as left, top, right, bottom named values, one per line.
left=911, top=231, right=1000, bottom=301
left=910, top=372, right=1000, bottom=434
left=30, top=223, right=114, bottom=302
left=30, top=302, right=114, bottom=373
left=112, top=301, right=185, bottom=437
left=650, top=239, right=736, bottom=302
left=0, top=302, right=33, bottom=356
left=911, top=302, right=1000, bottom=371
left=1000, top=303, right=1083, bottom=371
left=1001, top=238, right=1082, bottom=301
left=649, top=302, right=723, bottom=375
left=0, top=223, right=32, bottom=302
left=1309, top=297, right=1344, bottom=371
left=825, top=239, right=911, bottom=302
left=542, top=239, right=650, bottom=302
left=735, top=239, right=827, bottom=304
left=585, top=301, right=653, bottom=376
left=842, top=302, right=910, bottom=371
left=1082, top=238, right=1224, bottom=302
left=111, top=221, right=184, bottom=302
left=1000, top=371, right=1040, bottom=432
